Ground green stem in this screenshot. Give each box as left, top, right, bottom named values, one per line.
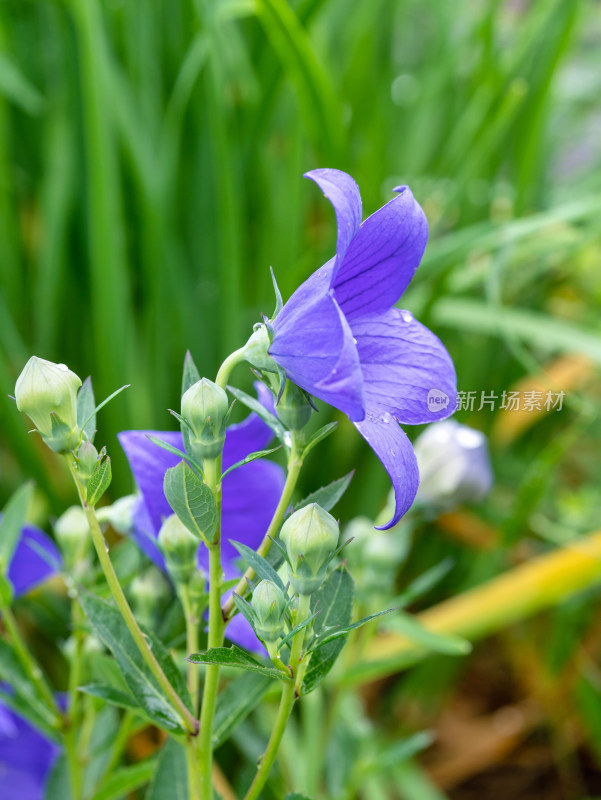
left=0, top=603, right=61, bottom=721
left=223, top=438, right=303, bottom=621
left=198, top=458, right=224, bottom=800
left=64, top=599, right=85, bottom=798
left=215, top=347, right=247, bottom=390
left=65, top=457, right=198, bottom=734
left=186, top=735, right=202, bottom=800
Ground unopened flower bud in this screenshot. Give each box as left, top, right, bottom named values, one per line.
left=15, top=357, right=82, bottom=453
left=158, top=514, right=199, bottom=585
left=280, top=504, right=339, bottom=594
left=188, top=568, right=208, bottom=615
left=181, top=378, right=229, bottom=460
left=252, top=580, right=287, bottom=644
left=96, top=494, right=137, bottom=535
left=244, top=324, right=277, bottom=372
left=76, top=441, right=99, bottom=481
left=276, top=381, right=312, bottom=431
left=414, top=420, right=493, bottom=509
left=54, top=506, right=89, bottom=569
left=130, top=569, right=168, bottom=627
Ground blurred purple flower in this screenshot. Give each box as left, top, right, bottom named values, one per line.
left=269, top=169, right=457, bottom=528
left=119, top=384, right=285, bottom=650
left=0, top=515, right=61, bottom=597
left=0, top=702, right=59, bottom=800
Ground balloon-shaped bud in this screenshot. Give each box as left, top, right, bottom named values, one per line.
left=181, top=378, right=229, bottom=460
left=54, top=506, right=89, bottom=569
left=158, top=514, right=199, bottom=585
left=244, top=324, right=277, bottom=373
left=96, top=494, right=138, bottom=535
left=252, top=580, right=287, bottom=644
left=280, top=504, right=339, bottom=594
left=15, top=357, right=82, bottom=453
left=76, top=441, right=99, bottom=481
left=414, top=420, right=493, bottom=509
left=276, top=381, right=313, bottom=431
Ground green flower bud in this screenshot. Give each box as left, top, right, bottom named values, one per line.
left=280, top=504, right=339, bottom=594
left=158, top=514, right=199, bottom=585
left=130, top=569, right=168, bottom=627
left=54, top=506, right=89, bottom=569
left=243, top=324, right=277, bottom=373
left=76, top=441, right=99, bottom=482
left=252, top=579, right=287, bottom=643
left=15, top=356, right=82, bottom=452
left=181, top=378, right=229, bottom=460
left=188, top=568, right=208, bottom=615
left=276, top=381, right=313, bottom=431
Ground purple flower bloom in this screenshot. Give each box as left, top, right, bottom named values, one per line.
left=269, top=169, right=457, bottom=528
left=0, top=702, right=59, bottom=800
left=0, top=516, right=61, bottom=597
left=119, top=385, right=286, bottom=651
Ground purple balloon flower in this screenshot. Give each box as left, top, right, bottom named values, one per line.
left=269, top=168, right=457, bottom=528
left=8, top=525, right=61, bottom=597
left=0, top=702, right=59, bottom=800
left=118, top=385, right=285, bottom=650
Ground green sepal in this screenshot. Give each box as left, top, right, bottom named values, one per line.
left=307, top=608, right=394, bottom=653
left=187, top=645, right=291, bottom=682
left=276, top=613, right=319, bottom=653
left=221, top=444, right=282, bottom=480
left=230, top=540, right=286, bottom=593
left=232, top=592, right=257, bottom=629
left=163, top=461, right=217, bottom=543
left=80, top=384, right=130, bottom=434
left=181, top=350, right=201, bottom=396
left=295, top=472, right=354, bottom=514
left=77, top=376, right=96, bottom=442
left=145, top=435, right=203, bottom=478
left=86, top=455, right=112, bottom=507
left=270, top=266, right=284, bottom=319
left=301, top=421, right=338, bottom=459
left=0, top=481, right=33, bottom=575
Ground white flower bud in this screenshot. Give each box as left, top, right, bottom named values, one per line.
left=54, top=506, right=89, bottom=569
left=243, top=324, right=277, bottom=372
left=15, top=357, right=82, bottom=452
left=96, top=494, right=138, bottom=535
left=280, top=504, right=339, bottom=594
left=181, top=378, right=229, bottom=460
left=414, top=420, right=493, bottom=509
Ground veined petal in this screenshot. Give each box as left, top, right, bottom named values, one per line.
left=354, top=412, right=419, bottom=529
left=352, top=308, right=457, bottom=425
left=270, top=284, right=365, bottom=421
left=8, top=525, right=61, bottom=596
left=224, top=382, right=277, bottom=465
left=304, top=169, right=362, bottom=267
left=332, top=186, right=428, bottom=319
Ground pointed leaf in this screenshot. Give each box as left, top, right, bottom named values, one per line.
left=164, top=460, right=217, bottom=542
left=145, top=435, right=203, bottom=476
left=309, top=608, right=393, bottom=652
left=301, top=422, right=338, bottom=459
left=87, top=457, right=112, bottom=507
left=303, top=565, right=353, bottom=694
left=221, top=444, right=282, bottom=480
left=232, top=592, right=257, bottom=629
left=277, top=613, right=319, bottom=652
left=182, top=351, right=201, bottom=395
left=187, top=646, right=290, bottom=681
left=213, top=672, right=272, bottom=748
left=146, top=739, right=188, bottom=800
left=382, top=612, right=472, bottom=656
left=295, top=472, right=354, bottom=513
left=226, top=385, right=286, bottom=441
left=81, top=384, right=130, bottom=432
left=0, top=481, right=34, bottom=573
left=79, top=682, right=140, bottom=712
left=230, top=540, right=286, bottom=592
left=77, top=377, right=96, bottom=442
left=91, top=762, right=157, bottom=800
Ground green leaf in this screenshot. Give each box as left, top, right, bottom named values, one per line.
left=230, top=540, right=286, bottom=592
left=79, top=682, right=140, bottom=712
left=286, top=794, right=315, bottom=800
left=364, top=731, right=433, bottom=774
left=395, top=558, right=454, bottom=609
left=308, top=608, right=394, bottom=652
left=232, top=592, right=257, bottom=629
left=0, top=481, right=34, bottom=574
left=295, top=472, right=354, bottom=513
left=276, top=613, right=319, bottom=652
left=79, top=592, right=192, bottom=733
left=164, top=460, right=217, bottom=542
left=226, top=385, right=286, bottom=441
left=77, top=377, right=96, bottom=442
left=213, top=672, right=272, bottom=748
left=91, top=761, right=156, bottom=800
left=221, top=444, right=282, bottom=480
left=87, top=456, right=112, bottom=507
left=383, top=612, right=472, bottom=656
left=303, top=566, right=354, bottom=694
left=146, top=435, right=202, bottom=476
left=187, top=646, right=290, bottom=681
left=0, top=639, right=60, bottom=736
left=44, top=755, right=72, bottom=800
left=81, top=384, right=130, bottom=433
left=146, top=739, right=188, bottom=800
left=301, top=422, right=338, bottom=459
left=182, top=350, right=201, bottom=395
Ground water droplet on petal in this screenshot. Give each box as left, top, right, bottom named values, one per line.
left=400, top=310, right=413, bottom=323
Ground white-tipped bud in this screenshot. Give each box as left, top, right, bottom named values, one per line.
left=280, top=504, right=339, bottom=595
left=414, top=420, right=493, bottom=509
left=15, top=357, right=82, bottom=452
left=252, top=580, right=287, bottom=644
left=158, top=514, right=199, bottom=585
left=181, top=378, right=229, bottom=460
